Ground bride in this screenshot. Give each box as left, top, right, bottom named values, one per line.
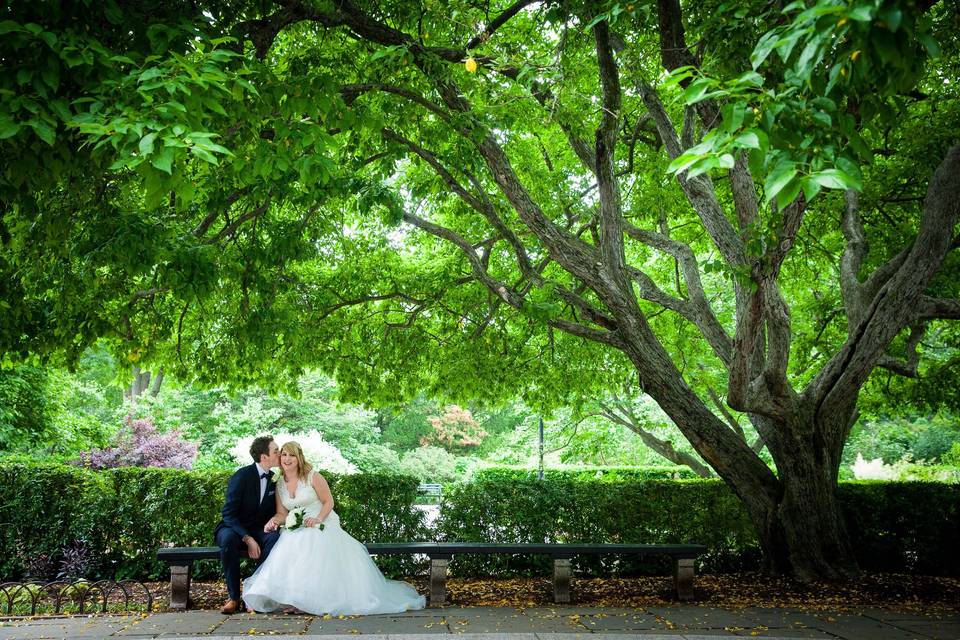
left=242, top=441, right=426, bottom=615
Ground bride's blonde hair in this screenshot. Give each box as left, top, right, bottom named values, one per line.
left=281, top=441, right=313, bottom=481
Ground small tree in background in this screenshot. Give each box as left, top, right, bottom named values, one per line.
left=420, top=405, right=488, bottom=450
left=74, top=415, right=197, bottom=469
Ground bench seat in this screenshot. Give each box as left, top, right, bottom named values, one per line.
left=157, top=542, right=705, bottom=610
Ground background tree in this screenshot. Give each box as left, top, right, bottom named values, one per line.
left=2, top=0, right=958, bottom=580
left=420, top=405, right=489, bottom=449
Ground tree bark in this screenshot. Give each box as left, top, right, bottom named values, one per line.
left=150, top=367, right=164, bottom=398
left=761, top=405, right=859, bottom=579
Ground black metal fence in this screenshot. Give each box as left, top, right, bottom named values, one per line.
left=0, top=580, right=152, bottom=616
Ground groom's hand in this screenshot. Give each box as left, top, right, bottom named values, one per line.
left=242, top=535, right=261, bottom=559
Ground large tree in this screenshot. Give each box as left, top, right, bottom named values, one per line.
left=2, top=0, right=958, bottom=579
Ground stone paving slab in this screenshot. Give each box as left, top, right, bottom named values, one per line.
left=214, top=613, right=312, bottom=636
left=0, top=606, right=957, bottom=639
left=874, top=620, right=960, bottom=640
left=307, top=614, right=451, bottom=635
left=0, top=615, right=135, bottom=640
left=112, top=612, right=227, bottom=636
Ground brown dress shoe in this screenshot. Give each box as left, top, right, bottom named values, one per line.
left=220, top=598, right=243, bottom=614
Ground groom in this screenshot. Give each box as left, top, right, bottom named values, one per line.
left=215, top=435, right=281, bottom=614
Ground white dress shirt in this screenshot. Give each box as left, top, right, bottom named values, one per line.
left=255, top=462, right=268, bottom=503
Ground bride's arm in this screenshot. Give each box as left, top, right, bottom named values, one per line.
left=311, top=472, right=334, bottom=524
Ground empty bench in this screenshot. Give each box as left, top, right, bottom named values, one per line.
left=157, top=542, right=705, bottom=610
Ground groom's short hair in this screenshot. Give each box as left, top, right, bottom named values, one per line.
left=250, top=435, right=275, bottom=462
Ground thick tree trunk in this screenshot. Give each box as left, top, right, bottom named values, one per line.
left=622, top=336, right=859, bottom=580
left=730, top=407, right=859, bottom=580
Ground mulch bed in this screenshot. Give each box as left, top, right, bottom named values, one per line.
left=144, top=573, right=960, bottom=614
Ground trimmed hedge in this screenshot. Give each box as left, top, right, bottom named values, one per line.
left=436, top=478, right=757, bottom=576
left=474, top=465, right=701, bottom=482
left=3, top=463, right=957, bottom=580
left=436, top=477, right=960, bottom=577
left=840, top=481, right=960, bottom=576
left=0, top=462, right=113, bottom=579
left=1, top=463, right=428, bottom=580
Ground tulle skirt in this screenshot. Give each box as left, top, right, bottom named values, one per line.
left=242, top=511, right=426, bottom=615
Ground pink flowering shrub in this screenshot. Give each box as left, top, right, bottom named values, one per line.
left=74, top=415, right=198, bottom=469
left=420, top=405, right=488, bottom=449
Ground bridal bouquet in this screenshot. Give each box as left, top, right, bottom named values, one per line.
left=283, top=507, right=306, bottom=530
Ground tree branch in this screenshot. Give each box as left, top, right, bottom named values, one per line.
left=383, top=128, right=535, bottom=278
left=465, top=0, right=539, bottom=50
left=876, top=322, right=926, bottom=377
left=624, top=223, right=733, bottom=365
left=915, top=295, right=960, bottom=320
left=211, top=199, right=271, bottom=243
left=402, top=211, right=619, bottom=346
left=812, top=144, right=960, bottom=417
left=598, top=399, right=713, bottom=476
left=340, top=83, right=450, bottom=122
left=637, top=81, right=746, bottom=269
left=593, top=19, right=629, bottom=288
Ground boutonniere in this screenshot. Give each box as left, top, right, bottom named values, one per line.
left=270, top=466, right=283, bottom=483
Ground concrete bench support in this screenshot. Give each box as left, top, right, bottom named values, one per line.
left=673, top=557, right=695, bottom=601
left=429, top=557, right=449, bottom=605
left=158, top=543, right=705, bottom=610
left=169, top=564, right=191, bottom=611
left=552, top=558, right=572, bottom=603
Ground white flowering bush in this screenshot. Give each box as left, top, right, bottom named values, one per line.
left=230, top=431, right=358, bottom=474
left=850, top=452, right=960, bottom=482
left=851, top=453, right=898, bottom=480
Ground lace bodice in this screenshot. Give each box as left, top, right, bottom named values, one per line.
left=278, top=470, right=325, bottom=517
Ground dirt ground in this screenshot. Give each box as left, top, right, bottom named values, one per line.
left=145, top=573, right=960, bottom=614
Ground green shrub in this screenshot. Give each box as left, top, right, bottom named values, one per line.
left=474, top=465, right=701, bottom=483
left=107, top=467, right=230, bottom=579
left=0, top=463, right=427, bottom=580
left=840, top=481, right=960, bottom=575
left=398, top=446, right=459, bottom=483
left=942, top=442, right=960, bottom=467
left=436, top=478, right=756, bottom=576
left=913, top=425, right=960, bottom=462
left=436, top=476, right=960, bottom=577
left=2, top=463, right=957, bottom=581
left=0, top=462, right=112, bottom=579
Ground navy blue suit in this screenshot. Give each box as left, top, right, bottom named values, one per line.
left=215, top=464, right=280, bottom=601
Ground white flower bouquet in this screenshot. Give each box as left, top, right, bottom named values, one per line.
left=283, top=507, right=306, bottom=530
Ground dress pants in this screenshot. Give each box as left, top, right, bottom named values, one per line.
left=216, top=527, right=281, bottom=601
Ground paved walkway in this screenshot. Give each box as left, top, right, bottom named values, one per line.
left=0, top=605, right=957, bottom=640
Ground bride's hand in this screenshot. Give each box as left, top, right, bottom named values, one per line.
left=304, top=517, right=322, bottom=528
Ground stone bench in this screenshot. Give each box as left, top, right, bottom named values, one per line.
left=157, top=542, right=705, bottom=610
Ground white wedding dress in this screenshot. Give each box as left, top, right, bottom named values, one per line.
left=242, top=470, right=426, bottom=615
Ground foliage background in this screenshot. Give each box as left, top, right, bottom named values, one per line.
left=2, top=462, right=956, bottom=581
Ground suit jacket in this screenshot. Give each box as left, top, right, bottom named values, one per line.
left=215, top=463, right=276, bottom=541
